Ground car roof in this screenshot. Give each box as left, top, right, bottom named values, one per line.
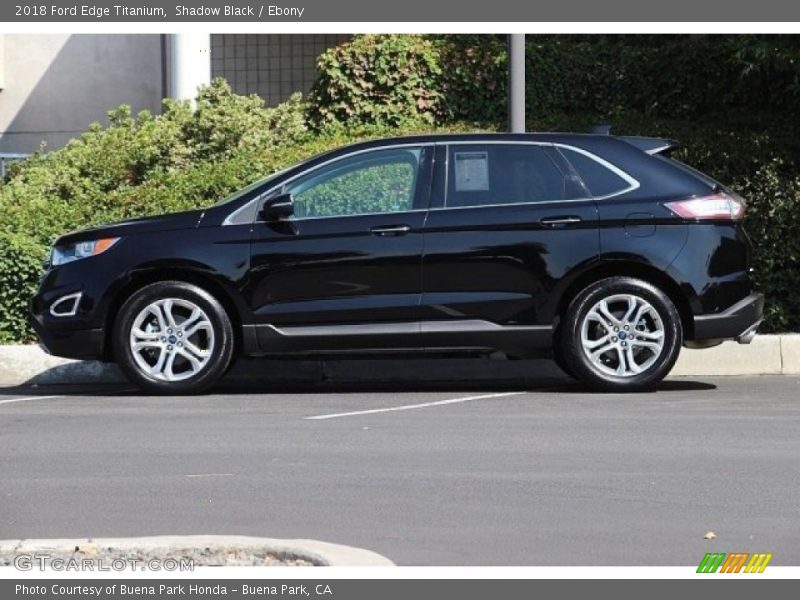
left=341, top=132, right=614, bottom=149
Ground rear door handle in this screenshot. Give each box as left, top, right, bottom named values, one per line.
left=370, top=225, right=411, bottom=236
left=540, top=215, right=583, bottom=227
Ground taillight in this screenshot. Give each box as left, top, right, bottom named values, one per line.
left=664, top=192, right=746, bottom=221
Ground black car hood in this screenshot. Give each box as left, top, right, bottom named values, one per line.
left=55, top=209, right=205, bottom=246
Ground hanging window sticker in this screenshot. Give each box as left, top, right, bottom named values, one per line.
left=454, top=151, right=489, bottom=191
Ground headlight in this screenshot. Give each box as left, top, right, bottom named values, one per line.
left=51, top=237, right=120, bottom=266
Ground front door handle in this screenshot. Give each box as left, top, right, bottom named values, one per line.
left=540, top=215, right=583, bottom=227
left=370, top=225, right=411, bottom=236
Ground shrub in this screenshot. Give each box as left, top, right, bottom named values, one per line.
left=432, top=35, right=508, bottom=124
left=0, top=234, right=46, bottom=343
left=1, top=35, right=799, bottom=341
left=0, top=76, right=486, bottom=342
left=307, top=35, right=508, bottom=128
left=308, top=35, right=444, bottom=128
left=524, top=35, right=800, bottom=120
left=731, top=162, right=800, bottom=333
left=0, top=80, right=309, bottom=247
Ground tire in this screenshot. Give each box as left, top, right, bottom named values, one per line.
left=552, top=328, right=576, bottom=379
left=113, top=281, right=235, bottom=395
left=559, top=277, right=682, bottom=392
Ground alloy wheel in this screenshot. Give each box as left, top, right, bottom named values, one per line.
left=129, top=298, right=215, bottom=382
left=580, top=293, right=665, bottom=377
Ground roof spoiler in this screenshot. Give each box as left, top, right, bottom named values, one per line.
left=587, top=125, right=679, bottom=155
left=619, top=136, right=680, bottom=155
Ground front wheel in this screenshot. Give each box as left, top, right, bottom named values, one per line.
left=559, top=277, right=682, bottom=392
left=113, top=281, right=235, bottom=394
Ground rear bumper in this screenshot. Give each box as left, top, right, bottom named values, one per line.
left=691, top=292, right=764, bottom=344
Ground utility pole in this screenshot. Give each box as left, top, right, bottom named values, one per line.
left=508, top=34, right=525, bottom=133
left=168, top=33, right=211, bottom=103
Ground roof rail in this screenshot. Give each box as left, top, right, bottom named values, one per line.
left=588, top=124, right=612, bottom=135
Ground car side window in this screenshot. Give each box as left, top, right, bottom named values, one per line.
left=285, top=148, right=423, bottom=219
left=557, top=147, right=632, bottom=198
left=444, top=144, right=577, bottom=208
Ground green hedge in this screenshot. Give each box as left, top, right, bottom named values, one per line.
left=0, top=83, right=310, bottom=248
left=309, top=35, right=800, bottom=128
left=0, top=234, right=46, bottom=343
left=308, top=35, right=445, bottom=127
left=308, top=34, right=508, bottom=127
left=0, top=78, right=483, bottom=342
left=525, top=35, right=800, bottom=120
left=1, top=35, right=799, bottom=342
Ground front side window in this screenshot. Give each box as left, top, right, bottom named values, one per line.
left=285, top=147, right=423, bottom=219
left=445, top=144, right=578, bottom=208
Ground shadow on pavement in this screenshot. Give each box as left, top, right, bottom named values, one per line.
left=2, top=356, right=717, bottom=397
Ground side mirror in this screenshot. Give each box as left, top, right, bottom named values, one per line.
left=259, top=193, right=294, bottom=221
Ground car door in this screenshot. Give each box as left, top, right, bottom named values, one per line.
left=248, top=144, right=432, bottom=352
left=421, top=142, right=599, bottom=332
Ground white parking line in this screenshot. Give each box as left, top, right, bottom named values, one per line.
left=0, top=395, right=62, bottom=406
left=0, top=387, right=138, bottom=408
left=185, top=473, right=235, bottom=478
left=304, top=391, right=526, bottom=420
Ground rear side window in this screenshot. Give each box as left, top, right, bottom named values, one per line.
left=445, top=144, right=578, bottom=208
left=558, top=147, right=632, bottom=198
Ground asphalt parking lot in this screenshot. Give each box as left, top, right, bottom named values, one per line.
left=1, top=370, right=799, bottom=566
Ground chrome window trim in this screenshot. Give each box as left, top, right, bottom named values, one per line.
left=428, top=198, right=592, bottom=211
left=223, top=142, right=434, bottom=226
left=553, top=143, right=640, bottom=200
left=267, top=208, right=429, bottom=223
left=438, top=140, right=640, bottom=209
left=223, top=139, right=640, bottom=224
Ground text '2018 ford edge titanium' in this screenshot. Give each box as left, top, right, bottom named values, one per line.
left=31, top=133, right=764, bottom=394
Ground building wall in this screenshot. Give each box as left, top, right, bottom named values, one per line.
left=0, top=34, right=350, bottom=155
left=0, top=34, right=164, bottom=154
left=211, top=34, right=350, bottom=106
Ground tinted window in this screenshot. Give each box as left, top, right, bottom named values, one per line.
left=445, top=144, right=574, bottom=208
left=558, top=147, right=631, bottom=197
left=286, top=148, right=422, bottom=219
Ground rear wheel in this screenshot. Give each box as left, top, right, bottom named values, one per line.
left=559, top=277, right=682, bottom=392
left=113, top=281, right=235, bottom=394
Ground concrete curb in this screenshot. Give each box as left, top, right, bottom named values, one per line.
left=0, top=335, right=798, bottom=387
left=672, top=334, right=788, bottom=376
left=0, top=535, right=394, bottom=567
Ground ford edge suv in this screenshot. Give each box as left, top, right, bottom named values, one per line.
left=30, top=133, right=764, bottom=393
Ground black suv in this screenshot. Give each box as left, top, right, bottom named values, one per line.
left=31, top=133, right=763, bottom=394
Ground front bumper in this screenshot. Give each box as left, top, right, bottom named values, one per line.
left=30, top=290, right=107, bottom=360
left=30, top=319, right=107, bottom=360
left=691, top=292, right=764, bottom=344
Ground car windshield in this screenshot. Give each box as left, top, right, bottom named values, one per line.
left=212, top=166, right=294, bottom=207
left=212, top=146, right=350, bottom=207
